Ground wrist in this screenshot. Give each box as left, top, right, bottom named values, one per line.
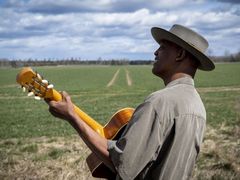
left=67, top=111, right=78, bottom=123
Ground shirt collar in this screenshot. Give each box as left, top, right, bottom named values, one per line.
left=166, top=76, right=194, bottom=88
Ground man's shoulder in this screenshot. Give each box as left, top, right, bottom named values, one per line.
left=144, top=83, right=203, bottom=112
left=145, top=84, right=188, bottom=102
left=145, top=88, right=167, bottom=103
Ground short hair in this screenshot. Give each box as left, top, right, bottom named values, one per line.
left=186, top=51, right=200, bottom=68
left=162, top=39, right=200, bottom=68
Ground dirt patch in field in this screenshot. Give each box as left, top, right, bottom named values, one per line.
left=192, top=124, right=240, bottom=179
left=125, top=69, right=132, bottom=86
left=197, top=86, right=240, bottom=93
left=1, top=86, right=239, bottom=100
left=1, top=124, right=239, bottom=180
left=0, top=136, right=100, bottom=180
left=107, top=69, right=120, bottom=87
left=0, top=84, right=18, bottom=88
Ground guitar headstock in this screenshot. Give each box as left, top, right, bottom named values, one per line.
left=16, top=67, right=54, bottom=100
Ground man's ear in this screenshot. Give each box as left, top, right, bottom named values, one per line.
left=176, top=49, right=186, bottom=62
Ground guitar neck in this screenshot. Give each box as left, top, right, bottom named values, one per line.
left=51, top=89, right=105, bottom=137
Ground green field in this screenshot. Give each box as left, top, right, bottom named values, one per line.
left=0, top=64, right=240, bottom=179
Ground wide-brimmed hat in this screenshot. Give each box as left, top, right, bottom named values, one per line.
left=151, top=24, right=215, bottom=71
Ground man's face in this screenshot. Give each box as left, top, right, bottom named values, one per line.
left=152, top=40, right=179, bottom=77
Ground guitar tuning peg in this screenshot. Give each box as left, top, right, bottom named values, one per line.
left=42, top=79, right=48, bottom=84
left=27, top=92, right=34, bottom=97
left=34, top=96, right=41, bottom=100
left=47, top=84, right=54, bottom=89
left=37, top=73, right=42, bottom=80
left=22, top=87, right=26, bottom=92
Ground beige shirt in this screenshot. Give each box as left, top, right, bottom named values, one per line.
left=108, top=77, right=206, bottom=180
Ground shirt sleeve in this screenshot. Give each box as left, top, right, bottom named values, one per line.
left=107, top=102, right=162, bottom=180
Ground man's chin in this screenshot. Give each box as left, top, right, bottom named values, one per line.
left=152, top=67, right=159, bottom=76
left=152, top=66, right=163, bottom=78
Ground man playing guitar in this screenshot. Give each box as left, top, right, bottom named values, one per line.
left=46, top=24, right=215, bottom=180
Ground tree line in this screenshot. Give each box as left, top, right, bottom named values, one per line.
left=0, top=52, right=239, bottom=68
left=0, top=59, right=153, bottom=68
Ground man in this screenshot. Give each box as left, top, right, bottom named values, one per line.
left=46, top=24, right=215, bottom=179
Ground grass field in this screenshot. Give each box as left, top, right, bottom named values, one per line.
left=0, top=63, right=240, bottom=179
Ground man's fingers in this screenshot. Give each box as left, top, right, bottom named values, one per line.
left=61, top=91, right=72, bottom=103
left=45, top=91, right=71, bottom=104
left=48, top=100, right=57, bottom=107
left=44, top=91, right=74, bottom=121
left=49, top=107, right=62, bottom=119
left=62, top=91, right=68, bottom=96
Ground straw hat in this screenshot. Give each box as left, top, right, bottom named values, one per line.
left=151, top=24, right=215, bottom=71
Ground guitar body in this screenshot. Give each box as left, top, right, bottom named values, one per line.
left=86, top=108, right=134, bottom=179
left=16, top=67, right=134, bottom=179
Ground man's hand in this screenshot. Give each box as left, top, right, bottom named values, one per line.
left=45, top=91, right=76, bottom=121
left=45, top=91, right=114, bottom=171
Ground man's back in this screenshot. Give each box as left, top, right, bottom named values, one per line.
left=145, top=76, right=206, bottom=179
left=108, top=77, right=206, bottom=180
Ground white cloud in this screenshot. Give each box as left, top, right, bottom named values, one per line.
left=2, top=0, right=192, bottom=14
left=0, top=0, right=239, bottom=59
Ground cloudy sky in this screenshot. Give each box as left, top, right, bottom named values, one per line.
left=0, top=0, right=239, bottom=60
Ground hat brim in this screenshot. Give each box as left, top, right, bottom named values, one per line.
left=151, top=27, right=215, bottom=71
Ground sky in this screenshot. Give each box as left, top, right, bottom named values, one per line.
left=0, top=0, right=239, bottom=60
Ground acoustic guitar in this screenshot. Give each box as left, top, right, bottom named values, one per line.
left=16, top=67, right=134, bottom=179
